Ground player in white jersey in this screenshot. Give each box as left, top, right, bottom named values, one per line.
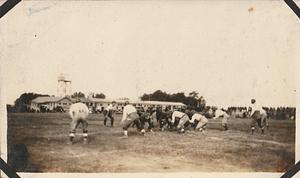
left=171, top=110, right=190, bottom=133
left=189, top=112, right=208, bottom=132
left=213, top=109, right=230, bottom=131
left=68, top=102, right=89, bottom=144
left=249, top=99, right=268, bottom=134
left=121, top=101, right=145, bottom=138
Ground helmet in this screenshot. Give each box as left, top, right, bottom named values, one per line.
left=251, top=99, right=256, bottom=104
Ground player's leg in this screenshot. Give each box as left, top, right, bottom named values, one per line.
left=182, top=116, right=190, bottom=132
left=131, top=121, right=136, bottom=128
left=177, top=116, right=189, bottom=133
left=155, top=116, right=160, bottom=128
left=160, top=117, right=171, bottom=131
left=255, top=117, right=264, bottom=134
left=103, top=110, right=108, bottom=126
left=251, top=111, right=260, bottom=134
left=139, top=116, right=146, bottom=132
left=160, top=117, right=168, bottom=131
left=260, top=116, right=267, bottom=135
left=193, top=120, right=199, bottom=130
left=148, top=118, right=154, bottom=132
left=266, top=117, right=269, bottom=130
left=69, top=119, right=78, bottom=144
left=121, top=119, right=133, bottom=138
left=196, top=121, right=206, bottom=132
left=104, top=117, right=107, bottom=126
left=166, top=117, right=173, bottom=129
left=176, top=120, right=183, bottom=133
left=82, top=119, right=89, bottom=144
left=250, top=119, right=256, bottom=134
left=195, top=121, right=202, bottom=131
left=250, top=114, right=258, bottom=134
left=173, top=118, right=180, bottom=131
left=157, top=118, right=163, bottom=130
left=110, top=114, right=114, bottom=127
left=262, top=114, right=269, bottom=130
left=183, top=121, right=190, bottom=129
left=134, top=117, right=145, bottom=135
left=160, top=118, right=166, bottom=130
left=222, top=118, right=228, bottom=131
left=224, top=123, right=228, bottom=131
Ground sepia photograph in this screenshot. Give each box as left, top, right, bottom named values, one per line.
left=0, top=0, right=299, bottom=176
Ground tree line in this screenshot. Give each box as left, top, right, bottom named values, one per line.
left=7, top=90, right=296, bottom=121
left=140, top=90, right=206, bottom=111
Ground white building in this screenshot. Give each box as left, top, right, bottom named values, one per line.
left=30, top=96, right=186, bottom=113
left=30, top=96, right=74, bottom=112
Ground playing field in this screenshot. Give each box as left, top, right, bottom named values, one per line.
left=7, top=113, right=295, bottom=172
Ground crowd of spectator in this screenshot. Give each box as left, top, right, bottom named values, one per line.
left=225, top=106, right=295, bottom=120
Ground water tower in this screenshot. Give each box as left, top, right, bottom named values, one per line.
left=57, top=74, right=72, bottom=97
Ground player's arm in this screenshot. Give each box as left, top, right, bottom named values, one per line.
left=171, top=113, right=176, bottom=123
left=189, top=115, right=195, bottom=123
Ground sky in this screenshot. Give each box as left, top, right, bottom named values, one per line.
left=0, top=1, right=299, bottom=107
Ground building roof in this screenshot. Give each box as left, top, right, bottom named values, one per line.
left=31, top=96, right=73, bottom=104
left=32, top=96, right=62, bottom=103
left=88, top=98, right=112, bottom=103
left=88, top=98, right=129, bottom=103
left=89, top=98, right=185, bottom=106
left=133, top=100, right=186, bottom=106
left=76, top=98, right=92, bottom=103
left=32, top=96, right=185, bottom=106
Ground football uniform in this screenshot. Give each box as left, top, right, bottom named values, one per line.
left=69, top=103, right=89, bottom=143
left=171, top=111, right=190, bottom=132
left=121, top=104, right=143, bottom=137
left=214, top=109, right=230, bottom=131
left=190, top=113, right=208, bottom=131
left=103, top=104, right=115, bottom=127
left=250, top=103, right=267, bottom=134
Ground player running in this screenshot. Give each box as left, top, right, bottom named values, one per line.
left=103, top=101, right=116, bottom=127
left=121, top=101, right=145, bottom=138
left=249, top=99, right=268, bottom=135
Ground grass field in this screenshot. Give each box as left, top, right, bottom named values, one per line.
left=7, top=113, right=295, bottom=172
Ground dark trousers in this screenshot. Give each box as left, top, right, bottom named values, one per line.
left=156, top=114, right=171, bottom=129
left=140, top=117, right=154, bottom=130
left=70, top=119, right=88, bottom=133
left=170, top=118, right=180, bottom=129
left=123, top=113, right=142, bottom=131
left=104, top=111, right=114, bottom=126
left=192, top=120, right=199, bottom=130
